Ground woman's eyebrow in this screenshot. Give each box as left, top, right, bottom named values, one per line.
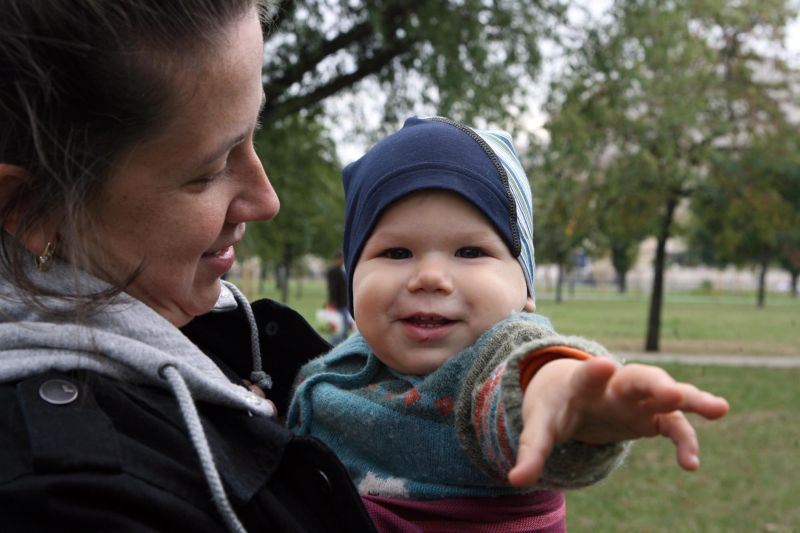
left=192, top=133, right=247, bottom=170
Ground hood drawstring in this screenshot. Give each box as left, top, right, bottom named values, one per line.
left=161, top=364, right=247, bottom=533
left=158, top=282, right=275, bottom=533
left=222, top=280, right=273, bottom=391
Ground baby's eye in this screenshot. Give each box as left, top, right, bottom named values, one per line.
left=382, top=248, right=412, bottom=260
left=455, top=247, right=485, bottom=259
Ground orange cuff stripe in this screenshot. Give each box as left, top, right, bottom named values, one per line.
left=519, top=345, right=593, bottom=391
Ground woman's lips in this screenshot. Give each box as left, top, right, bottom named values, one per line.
left=201, top=245, right=236, bottom=275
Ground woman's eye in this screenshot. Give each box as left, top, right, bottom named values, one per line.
left=455, top=247, right=485, bottom=259
left=188, top=169, right=225, bottom=190
left=382, top=248, right=412, bottom=260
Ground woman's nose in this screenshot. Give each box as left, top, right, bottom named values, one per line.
left=228, top=146, right=280, bottom=224
left=407, top=255, right=454, bottom=294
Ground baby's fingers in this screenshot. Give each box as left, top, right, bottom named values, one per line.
left=678, top=388, right=729, bottom=420
left=614, top=366, right=729, bottom=419
left=656, top=411, right=701, bottom=471
left=614, top=364, right=681, bottom=404
left=570, top=356, right=617, bottom=398
left=508, top=410, right=557, bottom=487
left=508, top=443, right=547, bottom=487
left=638, top=382, right=729, bottom=421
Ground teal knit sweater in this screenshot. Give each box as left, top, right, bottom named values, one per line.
left=287, top=313, right=629, bottom=500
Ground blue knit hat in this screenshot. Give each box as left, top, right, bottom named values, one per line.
left=342, top=116, right=536, bottom=313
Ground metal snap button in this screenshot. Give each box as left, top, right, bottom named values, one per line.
left=39, top=379, right=79, bottom=405
left=316, top=469, right=332, bottom=491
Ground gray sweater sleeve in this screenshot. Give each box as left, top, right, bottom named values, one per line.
left=454, top=314, right=631, bottom=489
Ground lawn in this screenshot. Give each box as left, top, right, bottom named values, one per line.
left=241, top=278, right=800, bottom=531
left=567, top=364, right=800, bottom=532
left=536, top=289, right=800, bottom=356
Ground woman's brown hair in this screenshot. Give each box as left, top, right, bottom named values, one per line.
left=0, top=0, right=274, bottom=314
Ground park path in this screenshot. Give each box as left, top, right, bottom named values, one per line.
left=621, top=352, right=800, bottom=368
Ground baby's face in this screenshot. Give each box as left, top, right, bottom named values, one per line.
left=352, top=190, right=533, bottom=375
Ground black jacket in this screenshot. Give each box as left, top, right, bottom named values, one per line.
left=0, top=298, right=378, bottom=532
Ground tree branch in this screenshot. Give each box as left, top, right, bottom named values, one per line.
left=263, top=18, right=376, bottom=102
left=261, top=0, right=423, bottom=120
left=262, top=38, right=411, bottom=122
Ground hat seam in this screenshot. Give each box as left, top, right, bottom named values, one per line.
left=425, top=117, right=520, bottom=256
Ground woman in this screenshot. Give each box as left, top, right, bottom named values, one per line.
left=0, top=1, right=376, bottom=531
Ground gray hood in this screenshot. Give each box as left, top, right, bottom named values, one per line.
left=0, top=260, right=272, bottom=417
left=0, top=259, right=272, bottom=533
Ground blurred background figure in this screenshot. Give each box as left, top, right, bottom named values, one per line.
left=325, top=250, right=352, bottom=345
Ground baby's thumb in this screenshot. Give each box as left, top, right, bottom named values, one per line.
left=508, top=423, right=553, bottom=487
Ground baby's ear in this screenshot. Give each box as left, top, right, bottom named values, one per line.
left=523, top=297, right=536, bottom=312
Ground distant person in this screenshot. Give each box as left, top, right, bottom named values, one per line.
left=326, top=250, right=352, bottom=344
left=288, top=117, right=730, bottom=532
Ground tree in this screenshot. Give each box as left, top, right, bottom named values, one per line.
left=262, top=1, right=566, bottom=127
left=541, top=0, right=797, bottom=350
left=244, top=113, right=344, bottom=302
left=595, top=155, right=662, bottom=293
left=532, top=156, right=597, bottom=302
left=778, top=243, right=800, bottom=298
left=774, top=133, right=800, bottom=298
left=689, top=126, right=800, bottom=305
left=690, top=153, right=795, bottom=307
left=532, top=58, right=613, bottom=303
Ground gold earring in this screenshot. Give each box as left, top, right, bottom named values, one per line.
left=35, top=241, right=55, bottom=271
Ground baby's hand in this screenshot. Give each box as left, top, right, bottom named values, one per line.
left=508, top=357, right=729, bottom=487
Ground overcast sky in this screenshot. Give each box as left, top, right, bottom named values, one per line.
left=333, top=5, right=800, bottom=163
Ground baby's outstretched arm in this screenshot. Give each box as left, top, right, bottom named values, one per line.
left=508, top=357, right=730, bottom=487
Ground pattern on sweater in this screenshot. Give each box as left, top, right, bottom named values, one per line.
left=287, top=313, right=630, bottom=499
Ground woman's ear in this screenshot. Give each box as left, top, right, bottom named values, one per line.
left=523, top=296, right=536, bottom=312
left=0, top=163, right=55, bottom=255
left=0, top=164, right=28, bottom=234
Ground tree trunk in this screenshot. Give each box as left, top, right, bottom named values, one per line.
left=280, top=243, right=293, bottom=303
left=791, top=271, right=799, bottom=298
left=756, top=257, right=768, bottom=308
left=611, top=245, right=629, bottom=293
left=645, top=196, right=678, bottom=352
left=555, top=262, right=564, bottom=303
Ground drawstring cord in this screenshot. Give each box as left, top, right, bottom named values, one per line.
left=221, top=280, right=273, bottom=391
left=157, top=282, right=273, bottom=531
left=161, top=364, right=247, bottom=533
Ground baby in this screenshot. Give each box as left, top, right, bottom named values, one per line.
left=288, top=117, right=728, bottom=532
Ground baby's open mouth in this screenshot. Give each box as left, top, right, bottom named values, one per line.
left=404, top=316, right=454, bottom=327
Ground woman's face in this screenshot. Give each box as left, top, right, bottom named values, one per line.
left=89, top=9, right=278, bottom=326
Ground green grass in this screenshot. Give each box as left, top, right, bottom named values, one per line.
left=537, top=292, right=800, bottom=356
left=239, top=279, right=800, bottom=530
left=567, top=365, right=800, bottom=532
